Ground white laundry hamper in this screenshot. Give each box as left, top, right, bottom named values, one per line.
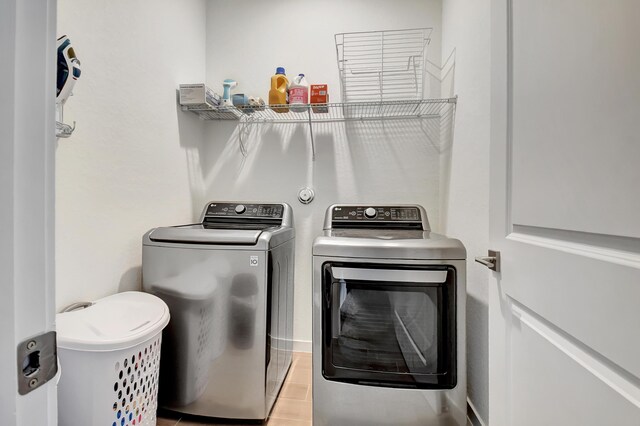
left=57, top=291, right=170, bottom=426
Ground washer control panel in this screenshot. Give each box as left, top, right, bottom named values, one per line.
left=205, top=203, right=284, bottom=218
left=332, top=206, right=421, bottom=222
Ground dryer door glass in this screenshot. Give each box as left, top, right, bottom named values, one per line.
left=321, top=263, right=456, bottom=389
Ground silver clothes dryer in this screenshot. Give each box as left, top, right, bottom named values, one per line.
left=312, top=204, right=466, bottom=426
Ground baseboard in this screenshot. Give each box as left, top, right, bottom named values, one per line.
left=293, top=339, right=312, bottom=353
left=467, top=399, right=486, bottom=426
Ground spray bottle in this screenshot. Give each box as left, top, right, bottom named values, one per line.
left=222, top=79, right=238, bottom=106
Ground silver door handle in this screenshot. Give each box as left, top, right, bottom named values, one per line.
left=475, top=250, right=500, bottom=272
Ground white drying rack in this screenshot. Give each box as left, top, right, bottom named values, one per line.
left=335, top=28, right=432, bottom=103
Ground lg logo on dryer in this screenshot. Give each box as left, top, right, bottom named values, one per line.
left=250, top=256, right=259, bottom=267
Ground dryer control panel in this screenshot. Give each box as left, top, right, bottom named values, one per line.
left=332, top=206, right=420, bottom=221
left=330, top=205, right=427, bottom=230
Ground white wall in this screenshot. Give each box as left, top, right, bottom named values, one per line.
left=441, top=0, right=491, bottom=423
left=56, top=0, right=448, bottom=350
left=202, top=0, right=444, bottom=346
left=55, top=0, right=207, bottom=310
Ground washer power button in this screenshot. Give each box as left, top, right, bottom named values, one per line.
left=364, top=207, right=377, bottom=219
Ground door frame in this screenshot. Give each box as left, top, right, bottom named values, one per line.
left=488, top=0, right=510, bottom=423
left=0, top=0, right=58, bottom=424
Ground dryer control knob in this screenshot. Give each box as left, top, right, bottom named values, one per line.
left=235, top=204, right=246, bottom=214
left=364, top=207, right=377, bottom=219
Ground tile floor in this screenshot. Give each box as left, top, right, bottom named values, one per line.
left=156, top=352, right=312, bottom=426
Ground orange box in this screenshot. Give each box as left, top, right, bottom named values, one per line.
left=310, top=84, right=329, bottom=113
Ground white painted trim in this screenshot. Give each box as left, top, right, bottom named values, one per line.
left=488, top=0, right=511, bottom=423
left=293, top=340, right=312, bottom=353
left=0, top=0, right=58, bottom=424
left=0, top=1, right=18, bottom=422
left=467, top=399, right=487, bottom=426
left=508, top=231, right=640, bottom=270
left=511, top=300, right=640, bottom=409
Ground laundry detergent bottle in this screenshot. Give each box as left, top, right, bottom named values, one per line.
left=289, top=74, right=309, bottom=113
left=269, top=67, right=289, bottom=113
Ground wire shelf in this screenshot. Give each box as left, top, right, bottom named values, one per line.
left=335, top=28, right=432, bottom=103
left=183, top=98, right=456, bottom=160
left=184, top=98, right=455, bottom=123
left=181, top=105, right=244, bottom=120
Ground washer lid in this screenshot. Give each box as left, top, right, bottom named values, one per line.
left=56, top=291, right=170, bottom=352
left=148, top=226, right=263, bottom=245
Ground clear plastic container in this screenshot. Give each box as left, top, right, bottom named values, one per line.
left=289, top=74, right=309, bottom=113
left=269, top=67, right=289, bottom=113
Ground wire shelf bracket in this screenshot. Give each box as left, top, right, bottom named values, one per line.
left=56, top=120, right=76, bottom=138
left=55, top=103, right=75, bottom=138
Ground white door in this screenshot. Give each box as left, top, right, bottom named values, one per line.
left=0, top=0, right=58, bottom=425
left=489, top=0, right=640, bottom=424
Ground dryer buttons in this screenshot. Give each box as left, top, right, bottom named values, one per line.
left=364, top=207, right=377, bottom=219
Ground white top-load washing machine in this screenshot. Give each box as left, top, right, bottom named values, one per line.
left=142, top=202, right=294, bottom=421
left=312, top=204, right=466, bottom=426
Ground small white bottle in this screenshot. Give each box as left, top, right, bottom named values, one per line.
left=289, top=74, right=309, bottom=113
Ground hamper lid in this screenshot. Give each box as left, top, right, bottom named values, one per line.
left=57, top=291, right=170, bottom=352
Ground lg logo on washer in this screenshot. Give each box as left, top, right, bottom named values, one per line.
left=250, top=256, right=258, bottom=267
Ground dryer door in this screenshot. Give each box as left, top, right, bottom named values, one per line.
left=321, top=263, right=456, bottom=389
